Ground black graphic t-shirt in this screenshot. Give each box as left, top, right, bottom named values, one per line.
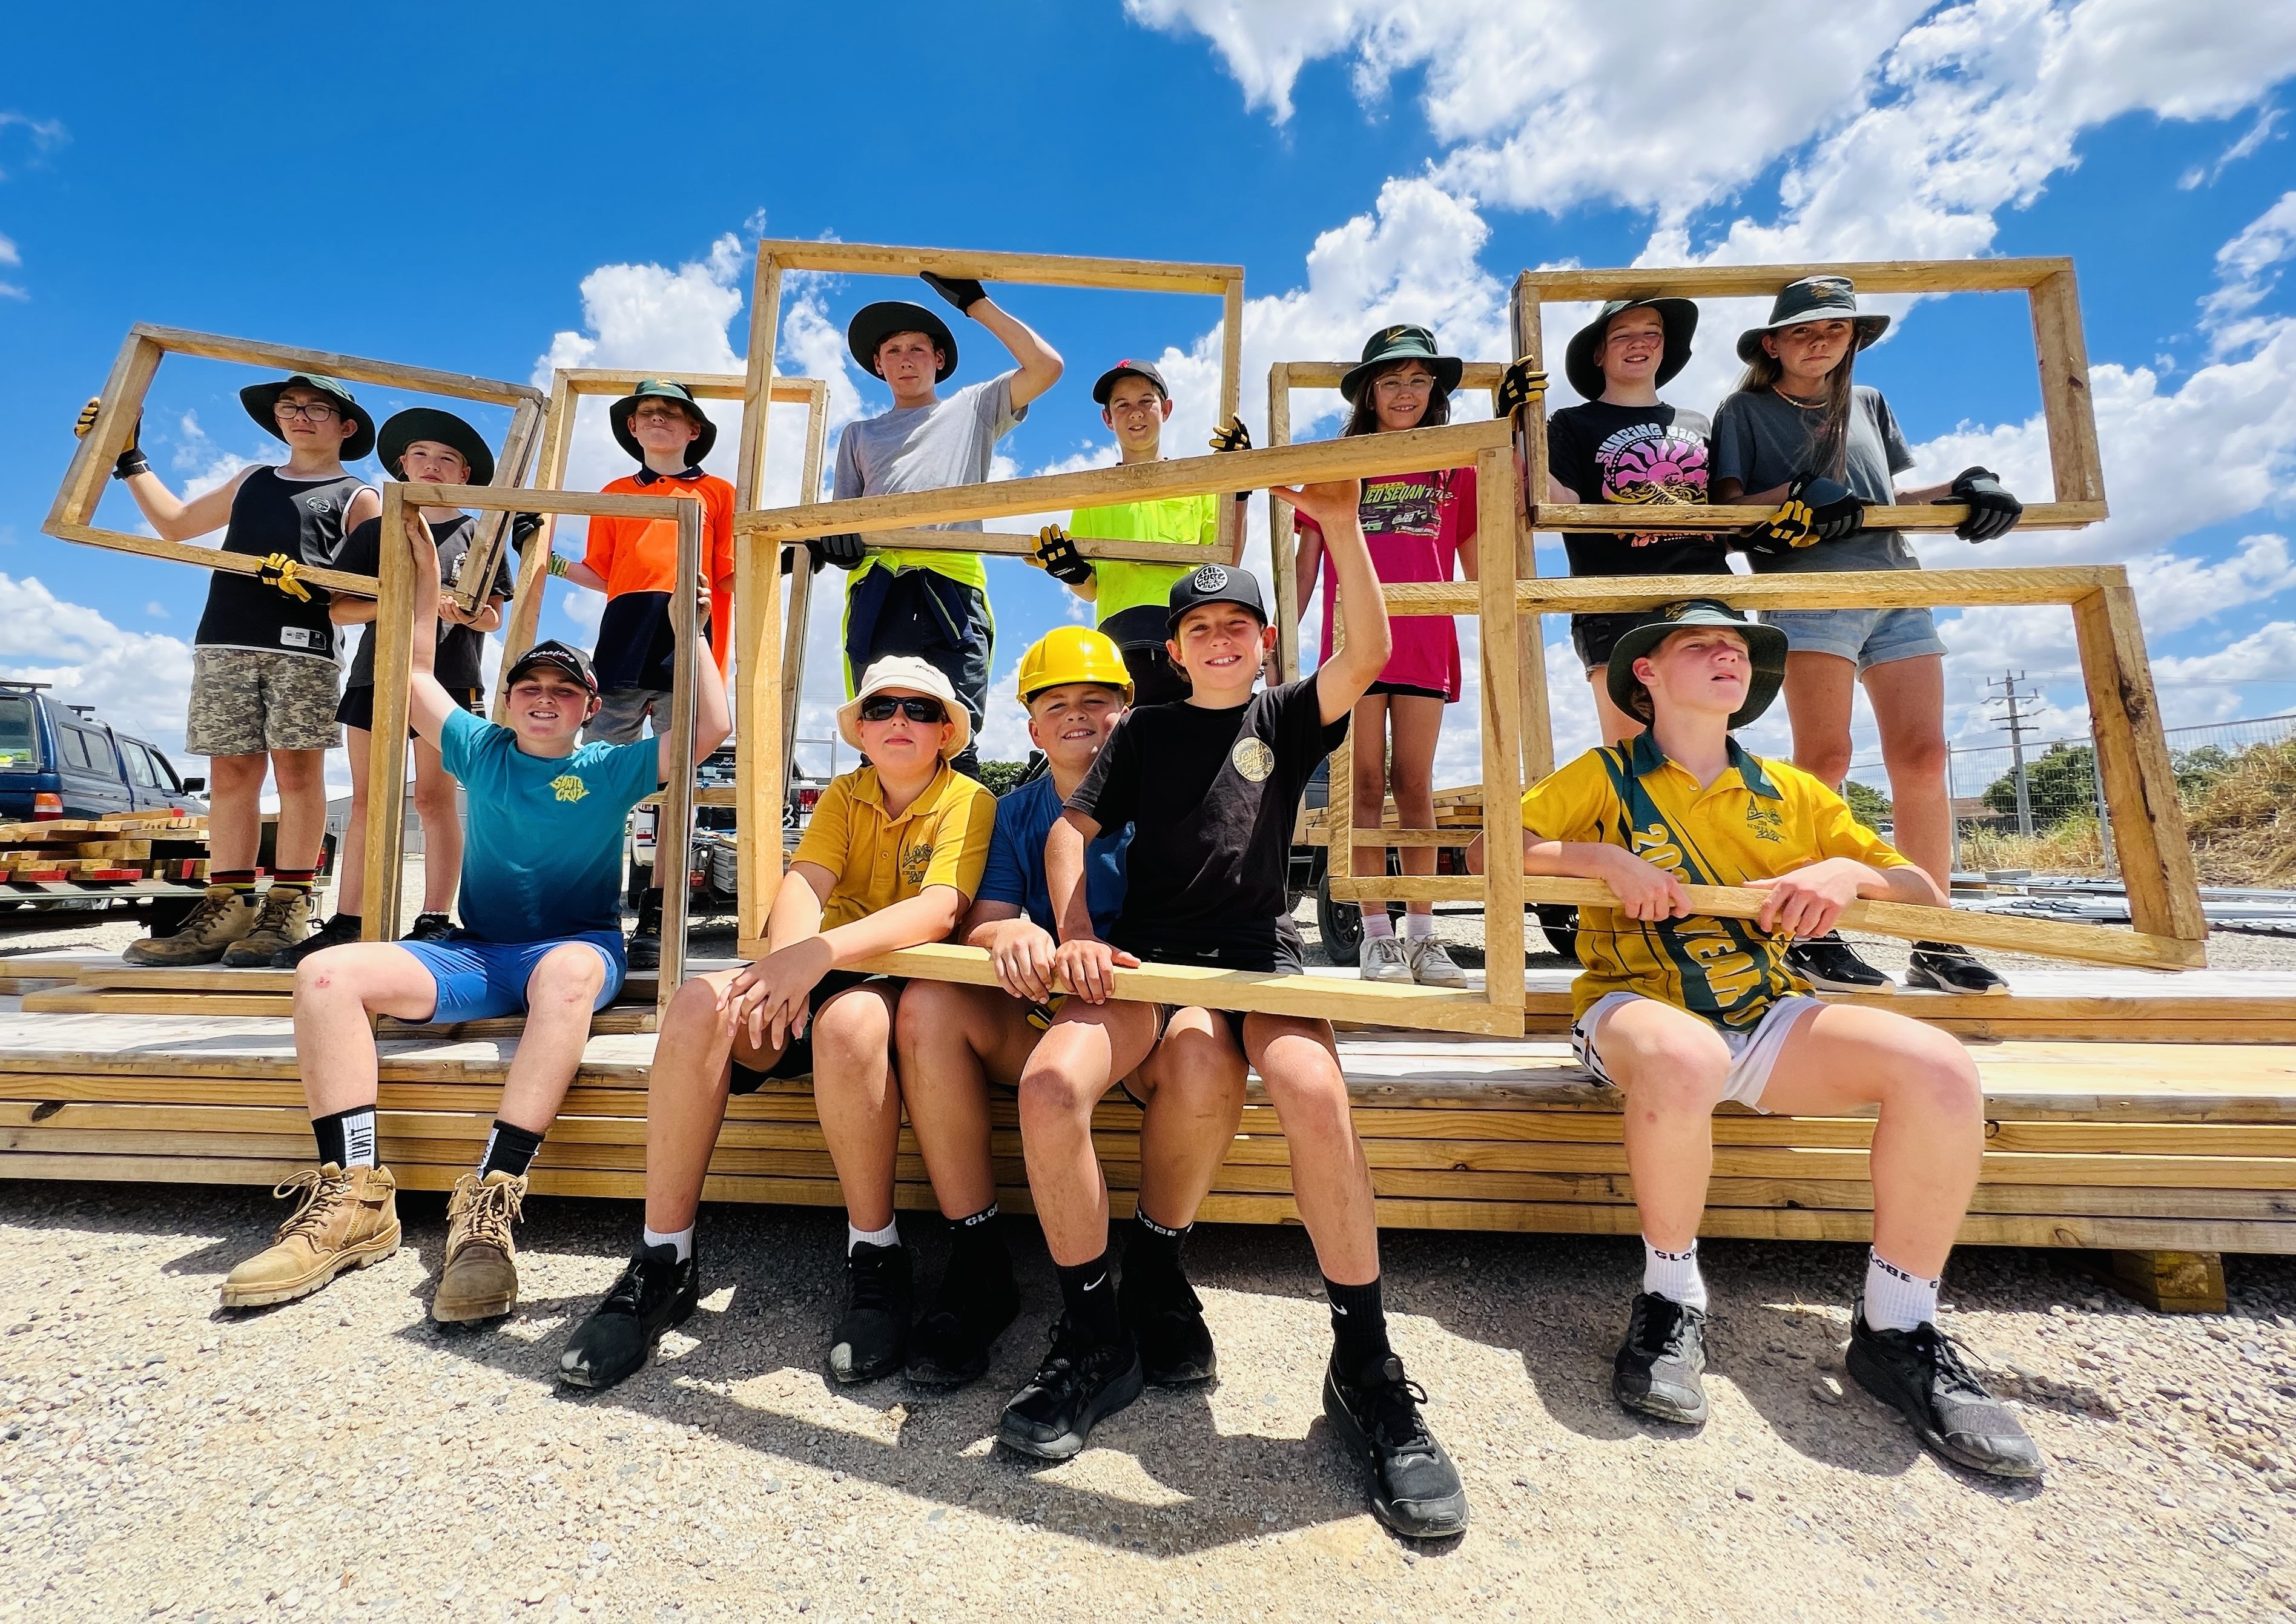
left=1546, top=402, right=1730, bottom=580
left=1067, top=678, right=1346, bottom=957
left=334, top=513, right=514, bottom=689
left=194, top=466, right=368, bottom=661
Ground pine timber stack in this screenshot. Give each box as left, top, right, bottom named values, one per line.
left=0, top=811, right=209, bottom=884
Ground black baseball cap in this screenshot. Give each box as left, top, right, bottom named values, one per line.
left=1166, top=560, right=1268, bottom=633
left=1092, top=359, right=1169, bottom=404
left=506, top=639, right=598, bottom=695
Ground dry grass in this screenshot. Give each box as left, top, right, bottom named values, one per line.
left=2182, top=735, right=2296, bottom=885
left=1957, top=814, right=2111, bottom=878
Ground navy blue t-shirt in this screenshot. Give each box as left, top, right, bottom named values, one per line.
left=978, top=773, right=1128, bottom=937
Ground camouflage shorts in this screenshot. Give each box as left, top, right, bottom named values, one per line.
left=186, top=648, right=341, bottom=758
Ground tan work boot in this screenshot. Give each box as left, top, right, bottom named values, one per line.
left=222, top=885, right=314, bottom=968
left=220, top=1163, right=400, bottom=1309
left=122, top=884, right=256, bottom=967
left=432, top=1169, right=527, bottom=1322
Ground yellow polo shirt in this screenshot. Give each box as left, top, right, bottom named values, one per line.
left=1520, top=734, right=1913, bottom=1029
left=791, top=761, right=997, bottom=931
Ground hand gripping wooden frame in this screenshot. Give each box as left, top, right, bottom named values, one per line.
left=48, top=325, right=547, bottom=601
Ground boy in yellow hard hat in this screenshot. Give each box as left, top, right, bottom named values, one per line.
left=893, top=627, right=1249, bottom=1393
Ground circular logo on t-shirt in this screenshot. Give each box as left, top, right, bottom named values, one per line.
left=1230, top=737, right=1275, bottom=783
left=1190, top=564, right=1230, bottom=593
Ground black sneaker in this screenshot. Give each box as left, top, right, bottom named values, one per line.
left=558, top=1243, right=699, bottom=1391
left=1787, top=931, right=1895, bottom=994
left=275, top=910, right=363, bottom=969
left=1846, top=1304, right=2043, bottom=1479
left=401, top=912, right=457, bottom=944
left=828, top=1241, right=912, bottom=1384
left=905, top=1249, right=1020, bottom=1388
left=997, top=1317, right=1144, bottom=1462
left=1120, top=1266, right=1216, bottom=1385
left=625, top=891, right=665, bottom=972
left=1322, top=1353, right=1469, bottom=1540
left=1612, top=1291, right=1709, bottom=1424
left=1904, top=941, right=2009, bottom=996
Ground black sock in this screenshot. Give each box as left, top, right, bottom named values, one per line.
left=948, top=1202, right=1009, bottom=1275
left=479, top=1119, right=544, bottom=1178
left=312, top=1105, right=377, bottom=1170
left=1056, top=1247, right=1123, bottom=1347
left=1325, top=1275, right=1393, bottom=1375
left=1127, top=1209, right=1190, bottom=1286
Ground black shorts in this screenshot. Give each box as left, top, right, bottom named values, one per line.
left=1571, top=612, right=1651, bottom=673
left=727, top=970, right=900, bottom=1092
left=1364, top=679, right=1448, bottom=701
left=1114, top=926, right=1304, bottom=1048
left=337, top=683, right=483, bottom=739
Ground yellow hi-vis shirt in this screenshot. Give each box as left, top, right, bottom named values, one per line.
left=1519, top=734, right=1913, bottom=1029
left=1067, top=492, right=1222, bottom=624
left=790, top=761, right=997, bottom=932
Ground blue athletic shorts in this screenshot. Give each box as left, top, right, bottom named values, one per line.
left=396, top=929, right=628, bottom=1025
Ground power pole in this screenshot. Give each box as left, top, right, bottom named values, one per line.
left=1985, top=670, right=2042, bottom=837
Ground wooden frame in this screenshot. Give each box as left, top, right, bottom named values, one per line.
left=366, top=483, right=704, bottom=1023
left=1510, top=258, right=2107, bottom=534
left=48, top=324, right=546, bottom=597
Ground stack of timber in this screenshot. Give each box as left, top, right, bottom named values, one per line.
left=0, top=811, right=208, bottom=885
left=0, top=1008, right=2289, bottom=1266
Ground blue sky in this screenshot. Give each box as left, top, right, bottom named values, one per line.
left=3, top=1, right=2294, bottom=791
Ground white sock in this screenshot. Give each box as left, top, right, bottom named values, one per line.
left=1862, top=1250, right=1940, bottom=1333
left=848, top=1217, right=900, bottom=1255
left=642, top=1224, right=693, bottom=1264
left=1642, top=1239, right=1708, bottom=1312
left=1360, top=909, right=1395, bottom=939
left=1403, top=913, right=1435, bottom=941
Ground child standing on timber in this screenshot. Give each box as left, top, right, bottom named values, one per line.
left=893, top=627, right=1249, bottom=1397
left=81, top=375, right=378, bottom=966
left=1517, top=598, right=2039, bottom=1479
left=1293, top=326, right=1476, bottom=991
left=288, top=409, right=515, bottom=963
left=825, top=276, right=1064, bottom=777
left=1027, top=500, right=1470, bottom=1538
left=220, top=500, right=730, bottom=1321
left=1029, top=359, right=1227, bottom=705
left=554, top=380, right=736, bottom=970
left=556, top=657, right=996, bottom=1394
left=1710, top=276, right=2025, bottom=997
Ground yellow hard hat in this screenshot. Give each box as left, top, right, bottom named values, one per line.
left=1016, top=626, right=1132, bottom=704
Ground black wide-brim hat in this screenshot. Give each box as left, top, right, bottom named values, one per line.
left=378, top=408, right=495, bottom=487
left=240, top=373, right=374, bottom=462
left=1736, top=275, right=1890, bottom=365
left=848, top=301, right=958, bottom=383
left=1339, top=323, right=1464, bottom=404
left=609, top=378, right=718, bottom=466
left=1606, top=599, right=1787, bottom=730
left=1565, top=297, right=1698, bottom=400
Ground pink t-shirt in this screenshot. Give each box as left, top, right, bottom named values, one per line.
left=1305, top=465, right=1478, bottom=701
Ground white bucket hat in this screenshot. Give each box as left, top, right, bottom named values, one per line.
left=836, top=656, right=971, bottom=759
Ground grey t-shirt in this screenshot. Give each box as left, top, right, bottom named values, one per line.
left=1710, top=384, right=1917, bottom=573
left=831, top=372, right=1024, bottom=536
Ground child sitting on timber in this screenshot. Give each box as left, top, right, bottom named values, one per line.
left=1516, top=598, right=2039, bottom=1479
left=1025, top=500, right=1470, bottom=1539
left=219, top=503, right=730, bottom=1322
left=892, top=627, right=1249, bottom=1401
left=556, top=657, right=996, bottom=1394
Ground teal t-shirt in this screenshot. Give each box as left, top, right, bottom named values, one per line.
left=438, top=705, right=663, bottom=943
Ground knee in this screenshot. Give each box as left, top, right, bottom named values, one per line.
left=1890, top=1037, right=1984, bottom=1123
left=1017, top=1058, right=1100, bottom=1124
left=1612, top=1034, right=1731, bottom=1118
left=293, top=951, right=361, bottom=1008
left=811, top=995, right=891, bottom=1074
left=892, top=979, right=963, bottom=1049
left=1388, top=755, right=1433, bottom=803
left=661, top=976, right=724, bottom=1041
left=271, top=754, right=322, bottom=791
left=1797, top=739, right=1853, bottom=786
left=1259, top=1060, right=1349, bottom=1129
left=412, top=779, right=458, bottom=823
left=1886, top=729, right=1950, bottom=783
left=531, top=946, right=607, bottom=1007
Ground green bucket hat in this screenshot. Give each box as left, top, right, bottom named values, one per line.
left=1339, top=323, right=1464, bottom=404
left=609, top=378, right=718, bottom=466
left=239, top=373, right=374, bottom=462
left=847, top=300, right=958, bottom=384
left=377, top=408, right=495, bottom=487
left=1735, top=276, right=1890, bottom=365
left=1565, top=297, right=1699, bottom=400
left=1606, top=599, right=1787, bottom=730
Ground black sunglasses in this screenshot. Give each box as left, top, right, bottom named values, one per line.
left=859, top=696, right=946, bottom=724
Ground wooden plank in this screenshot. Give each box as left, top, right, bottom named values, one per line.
left=131, top=323, right=544, bottom=408
left=754, top=239, right=1241, bottom=296
left=863, top=527, right=1218, bottom=566
left=50, top=330, right=162, bottom=533
left=2074, top=583, right=2208, bottom=943
left=1216, top=274, right=1248, bottom=566
left=1530, top=501, right=2103, bottom=533
left=397, top=483, right=685, bottom=521
left=2099, top=1249, right=2228, bottom=1313
left=778, top=373, right=833, bottom=804
left=447, top=394, right=547, bottom=616
left=1519, top=258, right=2066, bottom=300
left=1508, top=278, right=1554, bottom=782
left=1478, top=444, right=1526, bottom=1015
left=1379, top=565, right=2119, bottom=616
left=360, top=484, right=414, bottom=944
left=49, top=520, right=380, bottom=598
left=657, top=501, right=701, bottom=1018
left=2031, top=266, right=2108, bottom=507
left=1267, top=364, right=1301, bottom=682
left=738, top=252, right=787, bottom=948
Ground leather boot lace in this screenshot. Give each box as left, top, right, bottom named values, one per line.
left=269, top=1167, right=351, bottom=1243
left=455, top=1176, right=525, bottom=1252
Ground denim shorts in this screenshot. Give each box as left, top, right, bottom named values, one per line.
left=397, top=929, right=627, bottom=1024
left=1759, top=606, right=1946, bottom=671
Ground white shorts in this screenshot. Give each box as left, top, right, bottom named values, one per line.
left=1571, top=991, right=1824, bottom=1114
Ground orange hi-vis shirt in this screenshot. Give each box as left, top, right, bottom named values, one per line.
left=584, top=470, right=737, bottom=676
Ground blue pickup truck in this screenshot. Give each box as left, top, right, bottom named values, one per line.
left=0, top=682, right=207, bottom=822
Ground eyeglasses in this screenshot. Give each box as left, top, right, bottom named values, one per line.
left=274, top=400, right=341, bottom=422
left=859, top=696, right=946, bottom=724
left=1373, top=372, right=1436, bottom=393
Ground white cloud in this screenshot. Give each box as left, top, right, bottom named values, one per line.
left=2124, top=533, right=2296, bottom=634
left=2180, top=103, right=2284, bottom=189
left=0, top=573, right=194, bottom=762
left=2200, top=189, right=2296, bottom=357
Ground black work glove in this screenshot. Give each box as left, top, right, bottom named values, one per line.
left=1738, top=497, right=1819, bottom=558
left=1207, top=414, right=1252, bottom=454
left=1940, top=465, right=2022, bottom=543
left=1787, top=474, right=1866, bottom=542
left=919, top=271, right=988, bottom=314
left=1032, top=524, right=1094, bottom=586
left=509, top=511, right=545, bottom=550
left=77, top=395, right=147, bottom=479
left=1494, top=357, right=1548, bottom=420
left=814, top=532, right=869, bottom=572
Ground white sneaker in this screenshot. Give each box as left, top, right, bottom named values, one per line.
left=1359, top=934, right=1413, bottom=983
left=1405, top=937, right=1470, bottom=988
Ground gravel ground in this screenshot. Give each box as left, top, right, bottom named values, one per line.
left=1, top=1187, right=2293, bottom=1622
